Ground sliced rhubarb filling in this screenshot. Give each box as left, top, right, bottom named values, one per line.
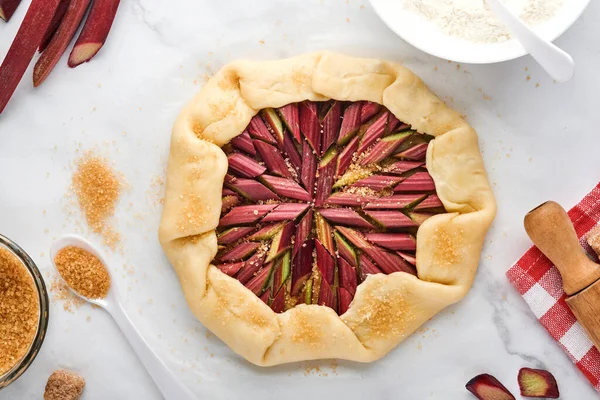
left=215, top=100, right=446, bottom=315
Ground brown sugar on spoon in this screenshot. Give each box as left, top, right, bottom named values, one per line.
left=54, top=246, right=110, bottom=299
left=44, top=370, right=85, bottom=400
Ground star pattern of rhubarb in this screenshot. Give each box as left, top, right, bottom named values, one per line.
left=215, top=100, right=446, bottom=315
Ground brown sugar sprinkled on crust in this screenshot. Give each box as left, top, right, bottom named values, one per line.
left=291, top=311, right=323, bottom=347
left=432, top=225, right=465, bottom=267
left=0, top=248, right=39, bottom=375
left=44, top=370, right=85, bottom=400
left=54, top=246, right=111, bottom=299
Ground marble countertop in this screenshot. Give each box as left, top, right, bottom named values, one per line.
left=1, top=0, right=600, bottom=399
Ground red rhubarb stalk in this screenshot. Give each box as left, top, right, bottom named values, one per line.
left=338, top=287, right=353, bottom=315
left=292, top=209, right=313, bottom=257
left=254, top=140, right=293, bottom=178
left=324, top=191, right=378, bottom=207
left=300, top=140, right=317, bottom=193
left=385, top=160, right=423, bottom=174
left=33, top=0, right=91, bottom=87
left=266, top=222, right=294, bottom=262
left=299, top=101, right=321, bottom=153
left=319, top=208, right=373, bottom=229
left=261, top=108, right=285, bottom=146
left=278, top=103, right=301, bottom=143
left=318, top=277, right=336, bottom=311
left=260, top=175, right=312, bottom=201
left=315, top=213, right=335, bottom=255
left=227, top=178, right=279, bottom=202
left=364, top=233, right=417, bottom=251
left=261, top=203, right=309, bottom=223
left=338, top=102, right=362, bottom=144
left=0, top=0, right=61, bottom=113
left=321, top=101, right=341, bottom=154
left=218, top=204, right=277, bottom=227
left=357, top=111, right=389, bottom=155
left=358, top=254, right=382, bottom=281
left=334, top=231, right=358, bottom=268
left=0, top=0, right=22, bottom=22
left=338, top=257, right=357, bottom=295
left=291, top=238, right=314, bottom=295
left=414, top=194, right=444, bottom=211
left=237, top=253, right=266, bottom=285
left=360, top=102, right=381, bottom=123
left=248, top=115, right=277, bottom=145
left=364, top=210, right=418, bottom=229
left=315, top=147, right=337, bottom=207
left=38, top=0, right=70, bottom=52
left=394, top=142, right=429, bottom=160
left=248, top=223, right=285, bottom=241
left=217, top=262, right=245, bottom=277
left=227, top=153, right=266, bottom=178
left=282, top=133, right=302, bottom=173
left=336, top=135, right=359, bottom=177
left=360, top=131, right=411, bottom=166
left=217, top=226, right=255, bottom=245
left=352, top=175, right=404, bottom=191
left=315, top=240, right=335, bottom=285
left=393, top=172, right=435, bottom=192
left=364, top=194, right=425, bottom=209
left=230, top=130, right=256, bottom=156
left=218, top=242, right=261, bottom=262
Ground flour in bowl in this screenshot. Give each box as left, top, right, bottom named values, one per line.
left=404, top=0, right=563, bottom=43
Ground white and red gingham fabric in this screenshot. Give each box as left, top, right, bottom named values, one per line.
left=507, top=182, right=600, bottom=392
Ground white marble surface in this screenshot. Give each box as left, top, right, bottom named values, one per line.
left=1, top=0, right=599, bottom=399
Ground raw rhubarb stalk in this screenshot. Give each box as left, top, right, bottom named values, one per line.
left=315, top=240, right=335, bottom=285
left=336, top=135, right=359, bottom=177
left=364, top=233, right=416, bottom=251
left=217, top=226, right=255, bottom=245
left=254, top=140, right=293, bottom=178
left=227, top=153, right=266, bottom=178
left=260, top=175, right=311, bottom=201
left=247, top=115, right=277, bottom=145
left=338, top=257, right=357, bottom=295
left=39, top=0, right=69, bottom=52
left=218, top=242, right=260, bottom=262
left=315, top=213, right=335, bottom=255
left=359, top=254, right=382, bottom=281
left=230, top=130, right=256, bottom=156
left=259, top=290, right=270, bottom=305
left=318, top=277, right=336, bottom=310
left=360, top=131, right=411, bottom=166
left=218, top=204, right=277, bottom=227
left=261, top=108, right=285, bottom=146
left=68, top=0, right=120, bottom=67
left=222, top=188, right=236, bottom=196
left=33, top=0, right=91, bottom=87
left=217, top=262, right=245, bottom=277
left=364, top=210, right=418, bottom=229
left=227, top=178, right=279, bottom=202
left=466, top=374, right=515, bottom=400
left=221, top=195, right=240, bottom=213
left=300, top=140, right=317, bottom=193
left=271, top=252, right=290, bottom=292
left=245, top=264, right=273, bottom=296
left=352, top=175, right=404, bottom=192
left=357, top=111, right=389, bottom=155
left=237, top=253, right=265, bottom=284
left=270, top=286, right=286, bottom=313
left=248, top=223, right=284, bottom=241
left=397, top=252, right=416, bottom=265
left=393, top=172, right=435, bottom=192
left=261, top=203, right=309, bottom=223
left=387, top=113, right=401, bottom=133
left=292, top=209, right=313, bottom=257
left=334, top=231, right=358, bottom=268
left=414, top=194, right=444, bottom=211
left=360, top=102, right=381, bottom=123
left=363, top=244, right=416, bottom=275
left=364, top=194, right=426, bottom=209
left=321, top=101, right=341, bottom=154
left=266, top=222, right=294, bottom=262
left=278, top=103, right=301, bottom=143
left=291, top=238, right=314, bottom=295
left=385, top=160, right=423, bottom=174
left=315, top=147, right=337, bottom=207
left=299, top=101, right=321, bottom=153
left=394, top=142, right=429, bottom=160
left=338, top=287, right=353, bottom=315
left=324, top=191, right=378, bottom=207
left=0, top=0, right=61, bottom=113
left=282, top=133, right=302, bottom=173
left=319, top=208, right=373, bottom=229
left=0, top=0, right=22, bottom=22
left=518, top=368, right=559, bottom=398
left=338, top=102, right=362, bottom=144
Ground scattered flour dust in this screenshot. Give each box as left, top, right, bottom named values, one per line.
left=404, top=0, right=563, bottom=43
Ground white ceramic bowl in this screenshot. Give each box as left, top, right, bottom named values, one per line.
left=369, top=0, right=590, bottom=64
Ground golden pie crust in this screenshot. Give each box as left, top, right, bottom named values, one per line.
left=159, top=52, right=496, bottom=366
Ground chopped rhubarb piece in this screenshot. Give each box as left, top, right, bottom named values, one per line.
left=319, top=208, right=373, bottom=229
left=291, top=239, right=314, bottom=295
left=300, top=140, right=317, bottom=192
left=218, top=204, right=277, bottom=227
left=321, top=101, right=341, bottom=154
left=67, top=0, right=121, bottom=67
left=315, top=147, right=337, bottom=207
left=261, top=203, right=310, bottom=223
left=230, top=130, right=256, bottom=156
left=218, top=242, right=260, bottom=262
left=221, top=195, right=240, bottom=213
left=272, top=251, right=291, bottom=292
left=0, top=0, right=62, bottom=113
left=245, top=264, right=273, bottom=296
left=259, top=290, right=270, bottom=305
left=336, top=135, right=359, bottom=177
left=0, top=0, right=21, bottom=22
left=364, top=194, right=426, bottom=209
left=270, top=286, right=286, bottom=313
left=254, top=141, right=293, bottom=178
left=338, top=287, right=353, bottom=314
left=409, top=212, right=435, bottom=226
left=387, top=113, right=401, bottom=133
left=397, top=252, right=416, bottom=265
left=324, top=191, right=379, bottom=207
left=33, top=0, right=92, bottom=87
left=385, top=160, right=423, bottom=175
left=336, top=226, right=371, bottom=249
left=357, top=111, right=389, bottom=155
left=248, top=223, right=284, bottom=241
left=518, top=368, right=559, bottom=398
left=334, top=231, right=358, bottom=268
left=315, top=212, right=335, bottom=254
left=248, top=115, right=277, bottom=145
left=362, top=244, right=416, bottom=275
left=394, top=142, right=429, bottom=160
left=466, top=374, right=516, bottom=400
left=304, top=278, right=313, bottom=304
left=224, top=174, right=237, bottom=184
left=237, top=252, right=265, bottom=285
left=39, top=0, right=69, bottom=52
left=318, top=277, right=336, bottom=311
left=266, top=222, right=294, bottom=262
left=352, top=175, right=404, bottom=192
left=360, top=131, right=412, bottom=166
left=414, top=194, right=444, bottom=211
left=222, top=188, right=236, bottom=196
left=260, top=175, right=311, bottom=201
left=218, top=226, right=255, bottom=245
left=278, top=103, right=301, bottom=143
left=338, top=102, right=362, bottom=144
left=364, top=233, right=417, bottom=251
left=227, top=153, right=266, bottom=178
left=227, top=178, right=279, bottom=202
left=315, top=240, right=335, bottom=285
left=217, top=262, right=244, bottom=277
left=292, top=209, right=313, bottom=257
left=393, top=172, right=435, bottom=192
left=283, top=133, right=302, bottom=173
left=360, top=102, right=381, bottom=123
left=299, top=101, right=321, bottom=153
left=365, top=210, right=418, bottom=229
left=338, top=257, right=357, bottom=295
left=359, top=254, right=382, bottom=280
left=262, top=108, right=285, bottom=146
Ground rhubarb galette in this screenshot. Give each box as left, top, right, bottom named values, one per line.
left=159, top=52, right=496, bottom=366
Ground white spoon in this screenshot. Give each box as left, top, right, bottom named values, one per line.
left=50, top=235, right=197, bottom=400
left=485, top=0, right=574, bottom=82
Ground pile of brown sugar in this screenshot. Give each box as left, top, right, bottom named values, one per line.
left=0, top=247, right=39, bottom=375
left=54, top=246, right=111, bottom=299
left=44, top=370, right=85, bottom=400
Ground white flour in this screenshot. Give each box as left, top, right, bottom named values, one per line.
left=404, top=0, right=563, bottom=43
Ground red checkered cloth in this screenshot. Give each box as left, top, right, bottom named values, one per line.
left=507, top=182, right=600, bottom=392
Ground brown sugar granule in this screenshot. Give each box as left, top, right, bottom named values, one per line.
left=72, top=152, right=122, bottom=248
left=44, top=370, right=85, bottom=400
left=0, top=247, right=39, bottom=375
left=54, top=246, right=111, bottom=299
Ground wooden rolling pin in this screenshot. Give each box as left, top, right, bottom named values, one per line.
left=524, top=201, right=600, bottom=351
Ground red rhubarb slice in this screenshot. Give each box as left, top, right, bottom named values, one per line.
left=315, top=240, right=335, bottom=285
left=338, top=102, right=362, bottom=144
left=364, top=194, right=426, bottom=209
left=360, top=131, right=411, bottom=166
left=360, top=102, right=381, bottom=123
left=245, top=264, right=273, bottom=296
left=68, top=0, right=121, bottom=67
left=292, top=209, right=313, bottom=257
left=282, top=133, right=302, bottom=173
left=318, top=277, right=336, bottom=310
left=315, top=146, right=337, bottom=207
left=334, top=231, right=358, bottom=268
left=261, top=203, right=309, bottom=223
left=227, top=178, right=279, bottom=202
left=338, top=287, right=353, bottom=314
left=39, top=0, right=69, bottom=52
left=262, top=108, right=285, bottom=146
left=364, top=210, right=419, bottom=229
left=393, top=172, right=435, bottom=192
left=230, top=130, right=256, bottom=156
left=321, top=101, right=341, bottom=154
left=338, top=257, right=357, bottom=295
left=260, top=175, right=311, bottom=201
left=248, top=223, right=285, bottom=241
left=324, top=191, right=379, bottom=207
left=414, top=194, right=444, bottom=211
left=217, top=262, right=245, bottom=277
left=248, top=115, right=277, bottom=145
left=237, top=252, right=266, bottom=285
left=357, top=111, right=389, bottom=155
left=218, top=226, right=255, bottom=245
left=352, top=175, right=404, bottom=192
left=315, top=212, right=335, bottom=255
left=228, top=153, right=266, bottom=178
left=394, top=142, right=429, bottom=160
left=0, top=0, right=22, bottom=22
left=266, top=222, right=294, bottom=262
left=254, top=140, right=293, bottom=178
left=319, top=208, right=373, bottom=229
left=364, top=233, right=417, bottom=251
left=299, top=101, right=321, bottom=153
left=336, top=135, right=360, bottom=177
left=518, top=368, right=559, bottom=398
left=300, top=140, right=317, bottom=193
left=218, top=204, right=277, bottom=227
left=359, top=254, right=383, bottom=281
left=218, top=242, right=261, bottom=262
left=278, top=103, right=301, bottom=143
left=466, top=374, right=515, bottom=400
left=291, top=238, right=313, bottom=295
left=385, top=160, right=424, bottom=174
